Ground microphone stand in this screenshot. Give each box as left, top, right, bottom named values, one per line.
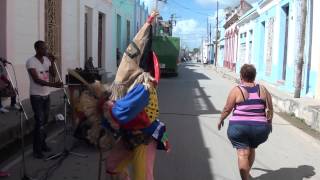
left=46, top=61, right=87, bottom=161
left=3, top=62, right=36, bottom=180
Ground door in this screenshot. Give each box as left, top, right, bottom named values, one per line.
left=282, top=5, right=289, bottom=80
left=98, top=13, right=104, bottom=68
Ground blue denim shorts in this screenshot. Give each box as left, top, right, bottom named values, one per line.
left=227, top=123, right=271, bottom=149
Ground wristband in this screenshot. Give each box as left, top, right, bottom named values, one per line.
left=147, top=15, right=155, bottom=24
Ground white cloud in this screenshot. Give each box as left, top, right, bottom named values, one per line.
left=208, top=9, right=225, bottom=23
left=173, top=19, right=198, bottom=35
left=173, top=19, right=206, bottom=48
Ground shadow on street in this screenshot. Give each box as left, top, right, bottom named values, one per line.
left=252, top=165, right=316, bottom=180
left=156, top=63, right=220, bottom=180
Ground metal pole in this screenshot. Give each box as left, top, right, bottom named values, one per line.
left=3, top=63, right=35, bottom=180
left=214, top=0, right=219, bottom=66
left=155, top=0, right=158, bottom=10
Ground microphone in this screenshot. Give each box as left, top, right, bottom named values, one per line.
left=46, top=53, right=56, bottom=60
left=0, top=57, right=12, bottom=64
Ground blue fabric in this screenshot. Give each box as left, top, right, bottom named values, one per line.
left=142, top=120, right=168, bottom=150
left=141, top=120, right=160, bottom=135
left=101, top=117, right=122, bottom=139
left=241, top=84, right=260, bottom=93
left=236, top=99, right=266, bottom=105
left=227, top=123, right=271, bottom=149
left=112, top=84, right=149, bottom=124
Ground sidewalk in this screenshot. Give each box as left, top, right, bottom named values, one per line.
left=0, top=90, right=64, bottom=158
left=210, top=65, right=320, bottom=133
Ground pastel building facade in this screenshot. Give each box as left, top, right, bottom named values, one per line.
left=237, top=0, right=318, bottom=98
left=0, top=0, right=148, bottom=102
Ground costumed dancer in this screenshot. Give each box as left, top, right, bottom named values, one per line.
left=76, top=11, right=169, bottom=180
left=104, top=10, right=169, bottom=180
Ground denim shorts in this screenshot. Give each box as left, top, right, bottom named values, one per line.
left=227, top=123, right=271, bottom=149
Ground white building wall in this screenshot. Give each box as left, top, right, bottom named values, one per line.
left=61, top=0, right=81, bottom=81
left=61, top=0, right=115, bottom=79
left=4, top=0, right=46, bottom=100
left=313, top=0, right=320, bottom=98
left=202, top=41, right=208, bottom=63
left=1, top=0, right=145, bottom=103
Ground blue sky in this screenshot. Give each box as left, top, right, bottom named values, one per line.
left=141, top=0, right=259, bottom=49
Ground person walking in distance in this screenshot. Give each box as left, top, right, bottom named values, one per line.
left=26, top=40, right=63, bottom=159
left=217, top=64, right=273, bottom=180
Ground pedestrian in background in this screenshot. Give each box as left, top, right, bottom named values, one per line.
left=0, top=59, right=19, bottom=113
left=217, top=64, right=273, bottom=180
left=26, top=40, right=63, bottom=159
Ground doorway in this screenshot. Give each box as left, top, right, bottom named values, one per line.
left=259, top=21, right=266, bottom=73
left=116, top=14, right=121, bottom=67
left=98, top=13, right=105, bottom=68
left=126, top=20, right=131, bottom=47
left=281, top=5, right=289, bottom=80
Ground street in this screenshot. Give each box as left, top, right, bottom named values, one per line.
left=2, top=62, right=320, bottom=180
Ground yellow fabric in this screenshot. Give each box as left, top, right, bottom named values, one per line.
left=144, top=86, right=159, bottom=122
left=132, top=144, right=147, bottom=180
left=114, top=154, right=132, bottom=174
left=113, top=144, right=148, bottom=180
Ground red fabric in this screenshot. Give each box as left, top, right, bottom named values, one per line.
left=147, top=16, right=155, bottom=24
left=109, top=105, right=121, bottom=127
left=152, top=51, right=160, bottom=83
left=0, top=75, right=9, bottom=83
left=111, top=109, right=151, bottom=131
left=121, top=110, right=151, bottom=130
left=97, top=97, right=107, bottom=113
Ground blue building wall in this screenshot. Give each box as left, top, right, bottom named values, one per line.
left=240, top=0, right=317, bottom=98
left=277, top=0, right=296, bottom=94
left=301, top=0, right=317, bottom=97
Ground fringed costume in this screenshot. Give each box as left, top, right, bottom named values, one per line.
left=75, top=12, right=169, bottom=180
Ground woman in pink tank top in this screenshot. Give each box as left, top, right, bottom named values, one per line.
left=217, top=64, right=273, bottom=180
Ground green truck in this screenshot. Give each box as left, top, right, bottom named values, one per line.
left=152, top=36, right=180, bottom=76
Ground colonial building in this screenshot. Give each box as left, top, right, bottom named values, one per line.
left=0, top=0, right=148, bottom=101
left=223, top=0, right=252, bottom=71
left=236, top=0, right=318, bottom=99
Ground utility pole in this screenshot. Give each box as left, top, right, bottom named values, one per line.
left=153, top=0, right=167, bottom=36
left=201, top=37, right=204, bottom=63
left=209, top=23, right=212, bottom=64
left=155, top=0, right=158, bottom=10
left=294, top=0, right=307, bottom=98
left=214, top=0, right=219, bottom=67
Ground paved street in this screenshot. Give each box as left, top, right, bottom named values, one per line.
left=2, top=62, right=320, bottom=180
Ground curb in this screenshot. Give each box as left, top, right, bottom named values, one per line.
left=0, top=91, right=65, bottom=152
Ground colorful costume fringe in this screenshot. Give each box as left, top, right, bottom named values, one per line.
left=95, top=11, right=169, bottom=180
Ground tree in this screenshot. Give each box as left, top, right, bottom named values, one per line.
left=294, top=0, right=307, bottom=98
left=193, top=48, right=200, bottom=54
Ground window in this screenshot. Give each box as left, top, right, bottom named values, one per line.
left=126, top=20, right=131, bottom=46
